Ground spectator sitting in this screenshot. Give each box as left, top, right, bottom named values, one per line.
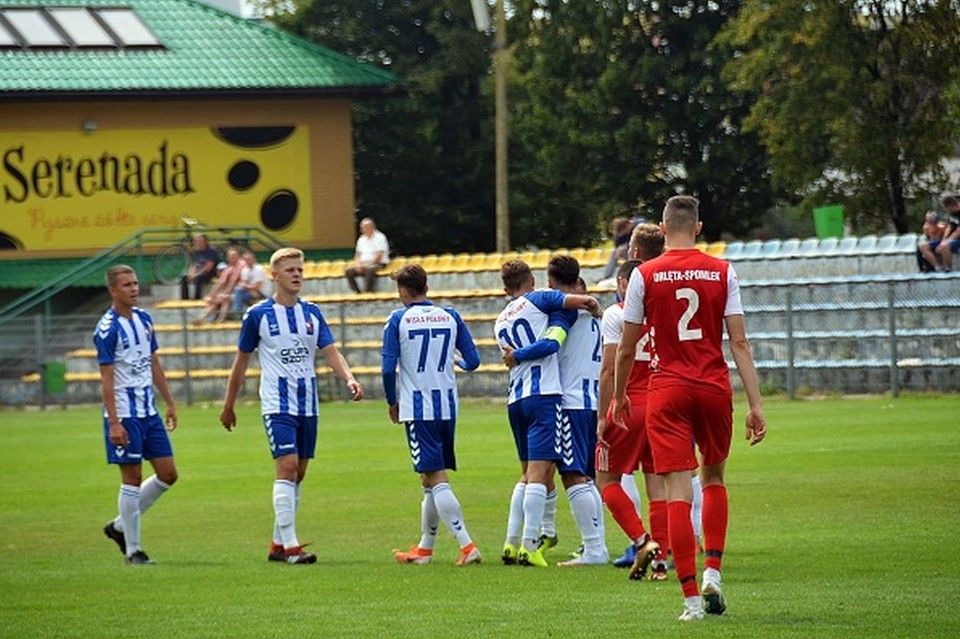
left=345, top=217, right=390, bottom=293
left=917, top=211, right=945, bottom=272
left=936, top=195, right=960, bottom=272
left=600, top=216, right=636, bottom=279
left=231, top=250, right=268, bottom=316
left=193, top=247, right=244, bottom=324
left=179, top=234, right=220, bottom=300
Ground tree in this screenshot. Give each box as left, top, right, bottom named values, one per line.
left=720, top=0, right=960, bottom=232
left=262, top=1, right=497, bottom=254
left=509, top=1, right=779, bottom=243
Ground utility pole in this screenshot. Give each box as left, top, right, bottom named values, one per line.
left=493, top=0, right=509, bottom=253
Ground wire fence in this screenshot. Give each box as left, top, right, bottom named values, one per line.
left=0, top=273, right=957, bottom=407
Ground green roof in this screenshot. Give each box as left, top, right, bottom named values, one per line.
left=0, top=0, right=398, bottom=97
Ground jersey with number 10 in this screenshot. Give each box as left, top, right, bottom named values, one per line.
left=382, top=301, right=478, bottom=422
left=622, top=249, right=742, bottom=392
left=494, top=289, right=573, bottom=404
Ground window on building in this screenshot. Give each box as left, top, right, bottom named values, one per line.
left=0, top=6, right=164, bottom=50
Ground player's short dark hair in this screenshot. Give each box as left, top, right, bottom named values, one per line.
left=629, top=222, right=665, bottom=261
left=943, top=195, right=960, bottom=209
left=501, top=259, right=532, bottom=293
left=106, top=264, right=135, bottom=287
left=663, top=195, right=700, bottom=233
left=617, top=259, right=641, bottom=281
left=392, top=263, right=428, bottom=295
left=547, top=255, right=580, bottom=287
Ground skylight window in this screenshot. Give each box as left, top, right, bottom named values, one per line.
left=0, top=6, right=165, bottom=50
left=3, top=9, right=67, bottom=47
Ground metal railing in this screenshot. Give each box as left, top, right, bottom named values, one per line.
left=0, top=225, right=284, bottom=328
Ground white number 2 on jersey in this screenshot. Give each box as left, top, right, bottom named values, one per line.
left=675, top=288, right=703, bottom=341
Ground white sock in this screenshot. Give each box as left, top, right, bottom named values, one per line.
left=118, top=484, right=141, bottom=555
left=432, top=483, right=472, bottom=548
left=589, top=481, right=607, bottom=551
left=521, top=482, right=548, bottom=551
left=621, top=473, right=642, bottom=516
left=273, top=482, right=301, bottom=546
left=703, top=566, right=722, bottom=586
left=540, top=488, right=558, bottom=537
left=505, top=482, right=525, bottom=546
left=113, top=475, right=170, bottom=533
left=691, top=474, right=703, bottom=539
left=567, top=482, right=606, bottom=556
left=272, top=480, right=299, bottom=549
left=419, top=487, right=439, bottom=550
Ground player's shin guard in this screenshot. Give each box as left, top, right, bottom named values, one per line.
left=420, top=487, right=439, bottom=550
left=505, top=482, right=525, bottom=546
left=118, top=484, right=142, bottom=555
left=649, top=499, right=668, bottom=554
left=521, top=483, right=548, bottom=551
left=668, top=500, right=699, bottom=597
left=701, top=485, right=728, bottom=571
left=432, top=483, right=472, bottom=547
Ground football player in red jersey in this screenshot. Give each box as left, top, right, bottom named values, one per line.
left=613, top=195, right=766, bottom=621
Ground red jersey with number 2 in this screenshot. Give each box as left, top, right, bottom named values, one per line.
left=622, top=248, right=742, bottom=392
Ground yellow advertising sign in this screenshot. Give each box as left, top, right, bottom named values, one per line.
left=0, top=126, right=313, bottom=252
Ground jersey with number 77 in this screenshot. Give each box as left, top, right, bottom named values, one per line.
left=622, top=249, right=743, bottom=392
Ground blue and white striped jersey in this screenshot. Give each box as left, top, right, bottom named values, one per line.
left=93, top=307, right=159, bottom=419
left=558, top=310, right=601, bottom=410
left=238, top=298, right=335, bottom=417
left=494, top=289, right=575, bottom=404
left=381, top=301, right=480, bottom=422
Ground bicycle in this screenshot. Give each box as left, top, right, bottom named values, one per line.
left=153, top=216, right=203, bottom=285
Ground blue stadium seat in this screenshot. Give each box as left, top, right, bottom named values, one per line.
left=740, top=240, right=763, bottom=259
left=723, top=241, right=744, bottom=259
left=760, top=239, right=782, bottom=257
left=857, top=235, right=879, bottom=253
left=836, top=237, right=859, bottom=256
left=778, top=238, right=801, bottom=257
left=816, top=237, right=840, bottom=254
left=876, top=234, right=898, bottom=253
left=796, top=238, right=820, bottom=256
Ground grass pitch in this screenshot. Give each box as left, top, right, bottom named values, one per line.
left=1, top=395, right=958, bottom=638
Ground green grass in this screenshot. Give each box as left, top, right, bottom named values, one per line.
left=1, top=396, right=959, bottom=638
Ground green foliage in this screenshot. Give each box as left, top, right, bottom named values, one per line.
left=509, top=1, right=780, bottom=243
left=720, top=0, right=960, bottom=233
left=1, top=396, right=959, bottom=637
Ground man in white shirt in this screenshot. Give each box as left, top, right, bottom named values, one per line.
left=345, top=217, right=390, bottom=293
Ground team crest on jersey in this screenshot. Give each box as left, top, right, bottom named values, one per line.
left=306, top=318, right=314, bottom=335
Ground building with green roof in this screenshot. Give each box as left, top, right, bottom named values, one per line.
left=0, top=0, right=398, bottom=285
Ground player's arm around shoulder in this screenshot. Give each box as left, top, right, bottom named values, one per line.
left=725, top=314, right=766, bottom=446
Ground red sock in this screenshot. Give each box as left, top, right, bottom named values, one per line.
left=668, top=500, right=698, bottom=597
left=649, top=499, right=668, bottom=552
left=702, top=485, right=728, bottom=571
left=601, top=483, right=646, bottom=542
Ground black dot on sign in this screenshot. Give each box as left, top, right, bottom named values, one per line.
left=0, top=232, right=23, bottom=250
left=228, top=160, right=259, bottom=191
left=261, top=190, right=298, bottom=231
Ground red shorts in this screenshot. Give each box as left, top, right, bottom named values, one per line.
left=646, top=383, right=732, bottom=474
left=595, top=393, right=654, bottom=475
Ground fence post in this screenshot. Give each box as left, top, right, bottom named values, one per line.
left=338, top=303, right=348, bottom=401
left=180, top=308, right=193, bottom=406
left=785, top=286, right=795, bottom=399
left=35, top=315, right=46, bottom=409
left=888, top=282, right=899, bottom=397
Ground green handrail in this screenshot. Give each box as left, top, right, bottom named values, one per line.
left=0, top=225, right=285, bottom=327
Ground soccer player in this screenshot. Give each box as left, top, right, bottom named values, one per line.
left=613, top=195, right=767, bottom=621
left=505, top=257, right=608, bottom=566
left=220, top=247, right=364, bottom=565
left=596, top=224, right=669, bottom=581
left=97, top=265, right=178, bottom=565
left=495, top=259, right=602, bottom=568
left=382, top=264, right=483, bottom=567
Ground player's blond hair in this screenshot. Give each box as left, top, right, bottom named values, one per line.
left=269, top=247, right=304, bottom=271
left=105, top=264, right=135, bottom=288
left=629, top=222, right=665, bottom=261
